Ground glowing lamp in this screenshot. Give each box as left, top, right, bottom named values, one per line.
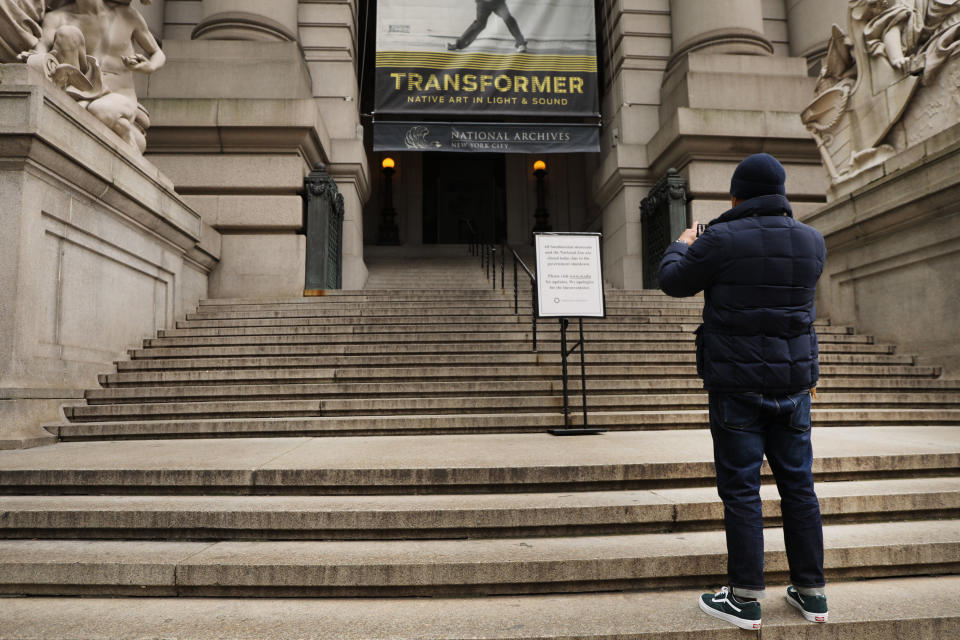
left=533, top=160, right=546, bottom=172
left=382, top=157, right=396, bottom=170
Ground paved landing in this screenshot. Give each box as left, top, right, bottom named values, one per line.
left=1, top=576, right=957, bottom=639
left=3, top=427, right=958, bottom=472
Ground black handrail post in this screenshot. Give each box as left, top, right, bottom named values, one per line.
left=531, top=280, right=538, bottom=352
left=500, top=243, right=505, bottom=289
left=506, top=245, right=537, bottom=350
left=491, top=246, right=496, bottom=290
left=513, top=254, right=518, bottom=314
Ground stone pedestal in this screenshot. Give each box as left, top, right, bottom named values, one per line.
left=806, top=123, right=960, bottom=378
left=0, top=64, right=219, bottom=448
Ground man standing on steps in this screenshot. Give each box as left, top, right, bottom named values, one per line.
left=447, top=0, right=528, bottom=53
left=658, top=154, right=829, bottom=631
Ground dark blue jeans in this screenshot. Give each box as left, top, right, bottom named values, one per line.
left=709, top=390, right=825, bottom=599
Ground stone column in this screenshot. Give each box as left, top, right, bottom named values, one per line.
left=137, top=0, right=166, bottom=41
left=786, top=0, right=848, bottom=74
left=193, top=0, right=299, bottom=42
left=668, top=0, right=772, bottom=68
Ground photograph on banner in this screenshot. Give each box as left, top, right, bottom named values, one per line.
left=373, top=121, right=599, bottom=154
left=535, top=233, right=605, bottom=318
left=375, top=0, right=598, bottom=117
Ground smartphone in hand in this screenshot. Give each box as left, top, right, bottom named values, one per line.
left=696, top=223, right=706, bottom=237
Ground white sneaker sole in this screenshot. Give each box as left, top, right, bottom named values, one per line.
left=698, top=596, right=762, bottom=630
left=786, top=594, right=829, bottom=623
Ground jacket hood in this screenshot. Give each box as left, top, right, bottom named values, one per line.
left=708, top=194, right=793, bottom=227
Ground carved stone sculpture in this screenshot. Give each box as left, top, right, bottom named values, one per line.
left=802, top=0, right=960, bottom=183
left=9, top=1, right=164, bottom=153
left=0, top=0, right=45, bottom=58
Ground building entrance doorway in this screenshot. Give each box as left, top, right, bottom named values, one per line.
left=422, top=153, right=507, bottom=244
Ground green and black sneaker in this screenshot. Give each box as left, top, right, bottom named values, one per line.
left=786, top=585, right=828, bottom=623
left=698, top=586, right=762, bottom=630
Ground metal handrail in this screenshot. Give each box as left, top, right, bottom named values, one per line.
left=473, top=241, right=538, bottom=350
left=461, top=218, right=480, bottom=256
left=508, top=247, right=538, bottom=352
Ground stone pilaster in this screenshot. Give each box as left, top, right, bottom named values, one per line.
left=300, top=0, right=370, bottom=289
left=650, top=0, right=822, bottom=242
left=667, top=0, right=772, bottom=70
left=786, top=0, right=848, bottom=74
left=192, top=0, right=299, bottom=42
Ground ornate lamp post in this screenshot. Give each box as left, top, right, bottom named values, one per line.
left=378, top=156, right=400, bottom=245
left=532, top=159, right=551, bottom=233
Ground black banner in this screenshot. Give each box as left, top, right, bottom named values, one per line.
left=375, top=1, right=599, bottom=118
left=374, top=122, right=599, bottom=154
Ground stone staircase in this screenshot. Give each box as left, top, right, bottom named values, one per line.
left=1, top=251, right=959, bottom=638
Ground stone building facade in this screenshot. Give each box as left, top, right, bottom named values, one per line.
left=2, top=0, right=959, bottom=447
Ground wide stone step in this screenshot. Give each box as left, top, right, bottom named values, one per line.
left=127, top=345, right=706, bottom=361
left=63, top=395, right=960, bottom=422
left=46, top=408, right=960, bottom=437
left=1, top=576, right=956, bottom=639
left=0, top=520, right=957, bottom=596
left=175, top=316, right=692, bottom=330
left=178, top=314, right=707, bottom=329
left=194, top=300, right=708, bottom=313
left=142, top=334, right=894, bottom=355
left=96, top=364, right=942, bottom=387
left=183, top=306, right=709, bottom=321
left=175, top=317, right=855, bottom=335
left=198, top=289, right=686, bottom=301
left=142, top=335, right=700, bottom=350
left=5, top=427, right=957, bottom=494
left=82, top=378, right=960, bottom=405
left=114, top=353, right=916, bottom=372
left=156, top=326, right=875, bottom=346
left=3, top=477, right=956, bottom=540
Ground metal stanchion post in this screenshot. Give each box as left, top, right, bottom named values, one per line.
left=559, top=318, right=570, bottom=427
left=579, top=318, right=588, bottom=429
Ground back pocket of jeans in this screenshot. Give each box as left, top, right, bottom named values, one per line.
left=720, top=393, right=761, bottom=430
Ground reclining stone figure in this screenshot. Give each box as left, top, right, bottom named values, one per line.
left=13, top=0, right=164, bottom=153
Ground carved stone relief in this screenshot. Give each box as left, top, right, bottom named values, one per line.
left=2, top=1, right=164, bottom=154
left=802, top=0, right=960, bottom=183
left=0, top=0, right=46, bottom=58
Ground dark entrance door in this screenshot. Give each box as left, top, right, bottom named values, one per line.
left=422, top=153, right=507, bottom=244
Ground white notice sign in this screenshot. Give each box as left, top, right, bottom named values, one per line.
left=535, top=233, right=605, bottom=318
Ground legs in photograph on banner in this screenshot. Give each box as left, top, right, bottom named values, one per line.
left=448, top=0, right=527, bottom=52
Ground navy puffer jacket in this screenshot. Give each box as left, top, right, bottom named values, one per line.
left=658, top=194, right=826, bottom=394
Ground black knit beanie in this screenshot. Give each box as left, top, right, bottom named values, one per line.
left=730, top=153, right=786, bottom=200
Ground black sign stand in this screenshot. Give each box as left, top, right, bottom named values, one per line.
left=548, top=317, right=605, bottom=436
